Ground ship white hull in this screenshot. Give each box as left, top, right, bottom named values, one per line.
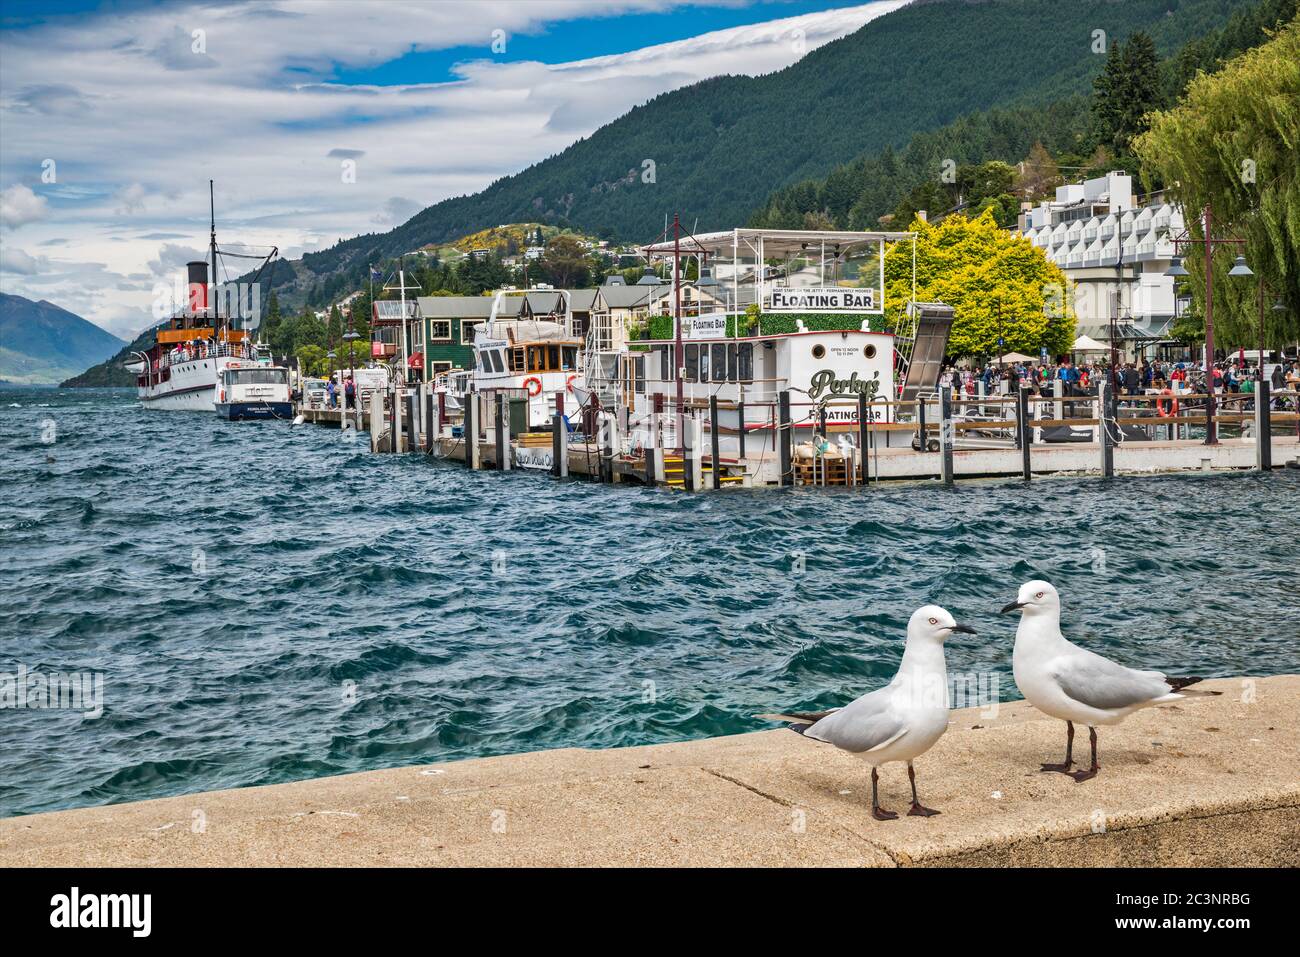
left=137, top=355, right=236, bottom=412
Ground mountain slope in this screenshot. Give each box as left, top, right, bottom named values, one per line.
left=60, top=323, right=159, bottom=388
left=260, top=0, right=1257, bottom=309
left=0, top=294, right=125, bottom=385
left=747, top=0, right=1298, bottom=231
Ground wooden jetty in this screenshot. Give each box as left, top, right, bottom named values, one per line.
left=298, top=382, right=1300, bottom=488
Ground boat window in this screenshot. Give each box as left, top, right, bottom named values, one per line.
left=712, top=344, right=727, bottom=384
left=634, top=356, right=645, bottom=394
left=658, top=345, right=671, bottom=381
left=562, top=347, right=576, bottom=371
left=699, top=347, right=710, bottom=383
left=547, top=345, right=559, bottom=371
left=486, top=350, right=504, bottom=374
left=684, top=344, right=698, bottom=382
left=737, top=343, right=753, bottom=382
left=227, top=369, right=287, bottom=385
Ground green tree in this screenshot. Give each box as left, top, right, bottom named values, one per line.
left=883, top=210, right=1075, bottom=358
left=1134, top=19, right=1300, bottom=348
left=1091, top=32, right=1165, bottom=160
left=539, top=234, right=591, bottom=288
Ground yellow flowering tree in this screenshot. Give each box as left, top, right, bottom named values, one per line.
left=883, top=210, right=1076, bottom=359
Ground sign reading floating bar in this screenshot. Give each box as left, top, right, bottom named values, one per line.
left=679, top=312, right=728, bottom=340
left=767, top=286, right=877, bottom=313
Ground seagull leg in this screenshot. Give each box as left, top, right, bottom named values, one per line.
left=906, top=762, right=940, bottom=817
left=1040, top=720, right=1075, bottom=773
left=871, top=767, right=898, bottom=821
left=1070, top=727, right=1100, bottom=782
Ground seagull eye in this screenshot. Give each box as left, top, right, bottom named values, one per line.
left=1035, top=592, right=1044, bottom=599
left=928, top=617, right=938, bottom=625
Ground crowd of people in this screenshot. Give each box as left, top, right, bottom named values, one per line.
left=937, top=355, right=1300, bottom=408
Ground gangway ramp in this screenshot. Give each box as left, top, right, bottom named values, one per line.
left=898, top=302, right=955, bottom=404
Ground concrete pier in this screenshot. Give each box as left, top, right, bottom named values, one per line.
left=1, top=675, right=1294, bottom=867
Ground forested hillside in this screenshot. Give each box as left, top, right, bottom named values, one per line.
left=748, top=0, right=1298, bottom=231
left=258, top=0, right=1257, bottom=311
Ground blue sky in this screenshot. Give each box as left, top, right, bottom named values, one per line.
left=0, top=0, right=907, bottom=335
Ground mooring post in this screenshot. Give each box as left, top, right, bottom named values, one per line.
left=493, top=392, right=504, bottom=470
left=1054, top=377, right=1064, bottom=422
left=392, top=388, right=403, bottom=454
left=778, top=391, right=792, bottom=487
left=552, top=412, right=569, bottom=478
left=1099, top=380, right=1114, bottom=478
left=917, top=395, right=927, bottom=451
left=424, top=387, right=435, bottom=450
left=709, top=394, right=722, bottom=490
left=1018, top=384, right=1032, bottom=481
left=1256, top=379, right=1272, bottom=471
left=466, top=395, right=481, bottom=470
left=601, top=412, right=616, bottom=484
left=737, top=397, right=746, bottom=461
left=645, top=416, right=658, bottom=486
left=857, top=392, right=869, bottom=486
left=939, top=388, right=954, bottom=486
left=369, top=388, right=383, bottom=454
left=406, top=392, right=418, bottom=454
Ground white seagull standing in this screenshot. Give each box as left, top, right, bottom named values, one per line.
left=759, top=605, right=975, bottom=820
left=1002, top=580, right=1218, bottom=782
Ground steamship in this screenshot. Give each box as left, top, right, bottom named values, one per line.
left=130, top=182, right=285, bottom=417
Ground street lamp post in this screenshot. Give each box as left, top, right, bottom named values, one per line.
left=344, top=319, right=360, bottom=414
left=1165, top=203, right=1252, bottom=445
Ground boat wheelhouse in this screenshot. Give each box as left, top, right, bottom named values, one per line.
left=463, top=290, right=583, bottom=430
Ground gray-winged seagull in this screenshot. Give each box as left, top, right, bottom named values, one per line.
left=1002, top=580, right=1219, bottom=782
left=759, top=605, right=975, bottom=820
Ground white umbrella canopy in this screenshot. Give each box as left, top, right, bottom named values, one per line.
left=1072, top=335, right=1108, bottom=351
left=998, top=352, right=1035, bottom=363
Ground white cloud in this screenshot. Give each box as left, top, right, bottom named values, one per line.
left=0, top=184, right=50, bottom=229
left=0, top=0, right=907, bottom=334
left=0, top=245, right=49, bottom=274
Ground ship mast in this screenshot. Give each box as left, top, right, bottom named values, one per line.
left=209, top=179, right=220, bottom=339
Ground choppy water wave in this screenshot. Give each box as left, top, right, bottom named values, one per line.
left=1, top=386, right=1297, bottom=817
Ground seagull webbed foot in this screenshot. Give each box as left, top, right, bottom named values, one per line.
left=872, top=807, right=899, bottom=821
left=1069, top=767, right=1099, bottom=783
left=1039, top=761, right=1074, bottom=774
left=907, top=803, right=940, bottom=817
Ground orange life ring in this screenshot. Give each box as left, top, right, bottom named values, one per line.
left=523, top=375, right=542, bottom=397
left=1156, top=389, right=1179, bottom=417
left=566, top=374, right=577, bottom=394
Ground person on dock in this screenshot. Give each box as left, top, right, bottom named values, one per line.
left=344, top=376, right=356, bottom=410
left=326, top=378, right=337, bottom=409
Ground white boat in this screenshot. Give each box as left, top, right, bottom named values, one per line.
left=449, top=290, right=585, bottom=431
left=132, top=181, right=278, bottom=415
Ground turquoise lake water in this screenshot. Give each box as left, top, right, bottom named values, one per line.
left=2, top=386, right=1296, bottom=817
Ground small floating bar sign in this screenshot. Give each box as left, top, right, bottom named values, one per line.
left=680, top=312, right=728, bottom=339
left=767, top=286, right=877, bottom=313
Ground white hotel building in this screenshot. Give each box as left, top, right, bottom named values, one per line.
left=1019, top=171, right=1188, bottom=357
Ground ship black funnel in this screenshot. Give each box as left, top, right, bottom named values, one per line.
left=186, top=261, right=209, bottom=315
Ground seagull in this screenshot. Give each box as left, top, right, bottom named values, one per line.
left=1002, top=580, right=1219, bottom=782
left=759, top=605, right=975, bottom=820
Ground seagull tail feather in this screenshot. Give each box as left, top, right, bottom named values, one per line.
left=755, top=711, right=835, bottom=735
left=1166, top=676, right=1222, bottom=696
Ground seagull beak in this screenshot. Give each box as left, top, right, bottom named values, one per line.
left=948, top=623, right=977, bottom=635
left=999, top=600, right=1025, bottom=614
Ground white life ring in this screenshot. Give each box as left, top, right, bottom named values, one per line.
left=523, top=375, right=542, bottom=397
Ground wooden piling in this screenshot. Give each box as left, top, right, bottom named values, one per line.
left=709, top=394, right=722, bottom=490
left=778, top=391, right=792, bottom=487
left=1017, top=385, right=1031, bottom=481
left=939, top=388, right=954, bottom=486
left=1256, top=379, right=1272, bottom=471
left=1099, top=380, right=1115, bottom=478
left=552, top=412, right=568, bottom=478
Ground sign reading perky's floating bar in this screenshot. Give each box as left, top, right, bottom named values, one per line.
left=766, top=286, right=877, bottom=313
